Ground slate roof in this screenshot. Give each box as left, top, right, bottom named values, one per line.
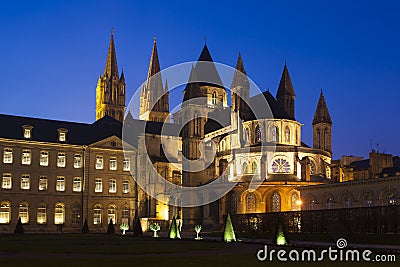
left=248, top=90, right=294, bottom=120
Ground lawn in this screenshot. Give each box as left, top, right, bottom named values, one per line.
left=0, top=234, right=398, bottom=267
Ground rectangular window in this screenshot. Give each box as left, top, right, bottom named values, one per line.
left=59, top=132, right=66, bottom=141
left=121, top=208, right=129, bottom=224
left=54, top=205, right=64, bottom=224
left=19, top=204, right=29, bottom=224
left=38, top=176, right=48, bottom=191
left=0, top=203, right=10, bottom=224
left=2, top=173, right=12, bottom=189
left=56, top=176, right=65, bottom=191
left=3, top=148, right=13, bottom=164
left=73, top=177, right=82, bottom=192
left=123, top=158, right=130, bottom=171
left=40, top=151, right=49, bottom=166
left=109, top=157, right=117, bottom=170
left=93, top=208, right=101, bottom=225
left=74, top=154, right=82, bottom=168
left=24, top=128, right=31, bottom=139
left=57, top=152, right=66, bottom=167
left=95, top=178, right=102, bottom=192
left=72, top=207, right=80, bottom=225
left=21, top=174, right=30, bottom=190
left=22, top=150, right=31, bottom=165
left=37, top=206, right=47, bottom=224
left=122, top=180, right=129, bottom=194
left=109, top=179, right=116, bottom=193
left=96, top=155, right=103, bottom=169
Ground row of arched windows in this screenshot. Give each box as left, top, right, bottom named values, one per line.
left=244, top=124, right=298, bottom=144
left=242, top=161, right=258, bottom=174
left=243, top=192, right=301, bottom=213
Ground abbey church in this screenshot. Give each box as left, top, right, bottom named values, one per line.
left=0, top=32, right=333, bottom=233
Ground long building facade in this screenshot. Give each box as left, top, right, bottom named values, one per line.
left=0, top=32, right=335, bottom=233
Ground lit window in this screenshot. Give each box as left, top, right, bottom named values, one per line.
left=285, top=126, right=290, bottom=142
left=0, top=202, right=11, bottom=224
left=123, top=158, right=130, bottom=171
left=73, top=177, right=82, bottom=192
left=54, top=203, right=65, bottom=225
left=38, top=176, right=48, bottom=191
left=72, top=206, right=80, bottom=225
left=246, top=193, right=256, bottom=213
left=122, top=180, right=129, bottom=194
left=93, top=205, right=102, bottom=225
left=251, top=161, right=257, bottom=174
left=271, top=158, right=291, bottom=173
left=21, top=174, right=30, bottom=190
left=291, top=193, right=300, bottom=211
left=109, top=179, right=116, bottom=193
left=2, top=173, right=12, bottom=189
left=95, top=178, right=102, bottom=192
left=74, top=154, right=82, bottom=168
left=58, top=129, right=67, bottom=142
left=96, top=155, right=103, bottom=169
left=109, top=157, right=117, bottom=170
left=121, top=207, right=129, bottom=224
left=22, top=150, right=31, bottom=165
left=37, top=204, right=47, bottom=224
left=40, top=151, right=49, bottom=166
left=272, top=192, right=281, bottom=212
left=211, top=91, right=217, bottom=105
left=19, top=203, right=29, bottom=224
left=107, top=205, right=116, bottom=224
left=270, top=125, right=278, bottom=142
left=325, top=166, right=331, bottom=178
left=23, top=125, right=32, bottom=139
left=57, top=152, right=66, bottom=167
left=255, top=125, right=261, bottom=142
left=3, top=148, right=13, bottom=164
left=242, top=162, right=248, bottom=174
left=243, top=128, right=249, bottom=144
left=56, top=176, right=65, bottom=191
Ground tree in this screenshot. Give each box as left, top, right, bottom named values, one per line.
left=169, top=217, right=181, bottom=239
left=223, top=213, right=236, bottom=242
left=132, top=216, right=143, bottom=237
left=149, top=222, right=160, bottom=238
left=107, top=219, right=115, bottom=234
left=120, top=223, right=129, bottom=235
left=14, top=217, right=24, bottom=234
left=195, top=225, right=202, bottom=240
left=82, top=218, right=89, bottom=233
left=273, top=224, right=288, bottom=245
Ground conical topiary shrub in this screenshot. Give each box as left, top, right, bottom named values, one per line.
left=14, top=217, right=24, bottom=234
left=107, top=219, right=115, bottom=234
left=82, top=218, right=89, bottom=233
left=223, top=213, right=236, bottom=242
left=273, top=224, right=288, bottom=245
left=132, top=216, right=143, bottom=237
left=169, top=216, right=181, bottom=239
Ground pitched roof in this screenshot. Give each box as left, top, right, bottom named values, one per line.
left=248, top=90, right=294, bottom=120
left=195, top=44, right=224, bottom=88
left=312, top=90, right=332, bottom=125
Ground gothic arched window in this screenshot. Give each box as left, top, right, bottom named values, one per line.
left=271, top=158, right=291, bottom=173
left=270, top=125, right=277, bottom=142
left=271, top=192, right=281, bottom=212
left=251, top=161, right=257, bottom=174
left=246, top=192, right=256, bottom=213
left=230, top=193, right=238, bottom=214
left=285, top=126, right=290, bottom=142
left=255, top=125, right=262, bottom=142
left=242, top=162, right=248, bottom=174
left=317, top=129, right=321, bottom=149
left=244, top=127, right=249, bottom=144
left=291, top=193, right=300, bottom=211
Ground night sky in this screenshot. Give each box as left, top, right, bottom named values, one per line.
left=0, top=0, right=399, bottom=159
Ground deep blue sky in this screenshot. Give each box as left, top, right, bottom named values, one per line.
left=0, top=0, right=399, bottom=159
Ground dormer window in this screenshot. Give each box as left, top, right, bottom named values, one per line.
left=58, top=128, right=68, bottom=142
left=23, top=125, right=33, bottom=139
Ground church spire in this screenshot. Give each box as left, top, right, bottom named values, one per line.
left=276, top=62, right=295, bottom=119
left=104, top=28, right=118, bottom=78
left=312, top=90, right=332, bottom=125
left=231, top=53, right=250, bottom=118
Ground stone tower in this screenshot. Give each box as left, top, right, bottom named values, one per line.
left=276, top=63, right=295, bottom=119
left=139, top=38, right=170, bottom=122
left=95, top=30, right=126, bottom=122
left=312, top=90, right=332, bottom=153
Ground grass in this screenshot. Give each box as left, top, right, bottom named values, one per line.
left=0, top=234, right=398, bottom=267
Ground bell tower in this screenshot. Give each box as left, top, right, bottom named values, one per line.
left=95, top=29, right=126, bottom=122
left=312, top=90, right=332, bottom=153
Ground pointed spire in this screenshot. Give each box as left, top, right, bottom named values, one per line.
left=276, top=62, right=295, bottom=98
left=195, top=43, right=223, bottom=88
left=235, top=52, right=246, bottom=75
left=231, top=52, right=249, bottom=91
left=147, top=37, right=161, bottom=80
left=198, top=43, right=214, bottom=62
left=312, top=90, right=332, bottom=125
left=120, top=68, right=125, bottom=82
left=231, top=53, right=250, bottom=118
left=104, top=28, right=118, bottom=78
left=183, top=65, right=202, bottom=102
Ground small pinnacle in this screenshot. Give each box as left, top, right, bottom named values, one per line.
left=154, top=36, right=156, bottom=43
left=111, top=27, right=114, bottom=36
